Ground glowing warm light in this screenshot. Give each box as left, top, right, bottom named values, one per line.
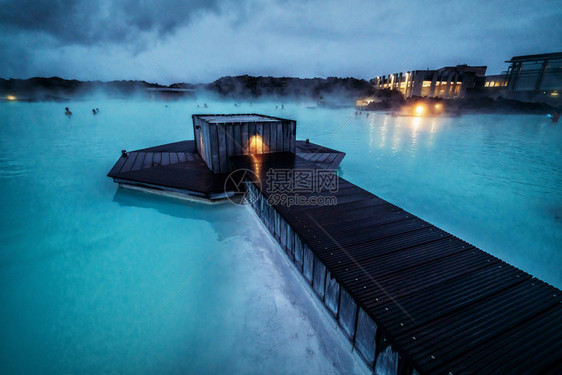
left=415, top=105, right=424, bottom=115
left=247, top=135, right=267, bottom=154
left=356, top=97, right=375, bottom=107
left=198, top=132, right=205, bottom=159
left=250, top=154, right=261, bottom=175
left=551, top=91, right=559, bottom=96
left=6, top=95, right=16, bottom=100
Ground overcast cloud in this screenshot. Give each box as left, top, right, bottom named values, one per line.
left=0, top=0, right=560, bottom=83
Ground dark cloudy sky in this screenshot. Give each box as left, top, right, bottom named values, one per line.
left=0, top=0, right=560, bottom=84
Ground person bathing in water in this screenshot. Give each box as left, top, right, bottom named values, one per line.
left=65, top=107, right=72, bottom=115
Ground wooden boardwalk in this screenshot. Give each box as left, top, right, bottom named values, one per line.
left=232, top=152, right=562, bottom=375
left=107, top=140, right=229, bottom=199
left=108, top=140, right=344, bottom=199
left=295, top=141, right=346, bottom=170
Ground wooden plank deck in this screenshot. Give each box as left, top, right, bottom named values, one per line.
left=295, top=140, right=346, bottom=170
left=231, top=152, right=562, bottom=375
left=107, top=140, right=231, bottom=198
left=108, top=140, right=346, bottom=199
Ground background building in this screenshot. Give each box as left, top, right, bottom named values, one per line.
left=484, top=74, right=507, bottom=88
left=504, top=52, right=562, bottom=104
left=371, top=65, right=487, bottom=99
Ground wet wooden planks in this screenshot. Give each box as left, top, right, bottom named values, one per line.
left=232, top=152, right=562, bottom=375
left=107, top=140, right=232, bottom=196
left=108, top=139, right=347, bottom=199
left=295, top=140, right=346, bottom=170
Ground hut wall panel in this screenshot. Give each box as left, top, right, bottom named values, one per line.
left=282, top=122, right=288, bottom=152
left=276, top=121, right=283, bottom=152
left=226, top=124, right=234, bottom=172
left=248, top=122, right=256, bottom=154
left=313, top=256, right=326, bottom=298
left=232, top=123, right=240, bottom=155
left=193, top=117, right=205, bottom=159
left=193, top=117, right=200, bottom=153
left=285, top=121, right=291, bottom=152
left=324, top=272, right=340, bottom=317
left=270, top=123, right=278, bottom=153
left=217, top=124, right=227, bottom=173
left=210, top=124, right=220, bottom=172
left=205, top=121, right=212, bottom=168
left=286, top=121, right=291, bottom=151
left=241, top=123, right=249, bottom=155
left=303, top=245, right=314, bottom=284
left=290, top=121, right=297, bottom=153
left=355, top=308, right=378, bottom=366
left=256, top=122, right=263, bottom=154
left=280, top=121, right=288, bottom=152
left=198, top=119, right=207, bottom=168
left=339, top=287, right=358, bottom=339
left=263, top=123, right=271, bottom=154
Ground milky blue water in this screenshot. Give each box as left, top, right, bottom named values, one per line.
left=1, top=98, right=561, bottom=374
left=0, top=100, right=364, bottom=374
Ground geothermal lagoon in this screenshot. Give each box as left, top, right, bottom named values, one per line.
left=1, top=98, right=560, bottom=374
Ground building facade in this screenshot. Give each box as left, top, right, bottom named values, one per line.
left=484, top=74, right=507, bottom=88
left=504, top=52, right=562, bottom=103
left=371, top=65, right=487, bottom=99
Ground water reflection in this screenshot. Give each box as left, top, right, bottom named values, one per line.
left=410, top=117, right=422, bottom=153
left=112, top=188, right=242, bottom=241
left=366, top=114, right=446, bottom=155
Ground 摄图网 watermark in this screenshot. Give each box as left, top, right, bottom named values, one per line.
left=225, top=167, right=339, bottom=206
left=267, top=193, right=337, bottom=207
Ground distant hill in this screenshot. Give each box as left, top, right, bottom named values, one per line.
left=0, top=77, right=168, bottom=100
left=0, top=75, right=375, bottom=102
left=205, top=75, right=376, bottom=101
